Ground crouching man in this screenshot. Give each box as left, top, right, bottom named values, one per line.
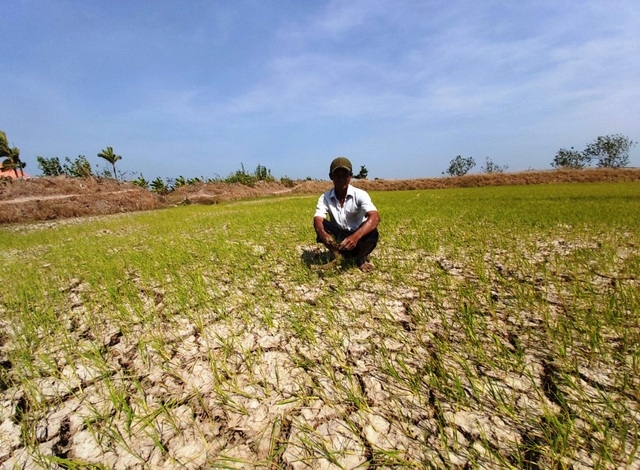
left=313, top=157, right=380, bottom=272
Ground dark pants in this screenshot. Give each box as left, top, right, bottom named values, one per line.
left=317, top=219, right=379, bottom=258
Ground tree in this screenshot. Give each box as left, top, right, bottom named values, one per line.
left=173, top=176, right=187, bottom=188
left=132, top=175, right=149, bottom=189
left=37, top=156, right=64, bottom=176
left=63, top=155, right=93, bottom=178
left=37, top=155, right=92, bottom=177
left=2, top=147, right=26, bottom=177
left=150, top=177, right=170, bottom=194
left=583, top=134, right=635, bottom=169
left=0, top=131, right=10, bottom=158
left=481, top=157, right=508, bottom=174
left=97, top=146, right=122, bottom=180
left=0, top=131, right=26, bottom=177
left=254, top=164, right=273, bottom=181
left=551, top=147, right=591, bottom=169
left=444, top=155, right=475, bottom=177
left=354, top=165, right=369, bottom=180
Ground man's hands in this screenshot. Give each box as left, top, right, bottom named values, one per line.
left=314, top=213, right=378, bottom=254
left=321, top=232, right=359, bottom=251
left=320, top=233, right=340, bottom=250
left=338, top=233, right=360, bottom=251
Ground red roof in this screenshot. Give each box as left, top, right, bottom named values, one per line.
left=0, top=168, right=30, bottom=179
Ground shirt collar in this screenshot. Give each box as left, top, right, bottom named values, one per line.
left=330, top=185, right=355, bottom=201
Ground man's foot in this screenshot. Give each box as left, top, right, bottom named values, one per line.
left=358, top=261, right=375, bottom=272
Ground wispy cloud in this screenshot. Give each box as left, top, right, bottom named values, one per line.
left=221, top=0, right=640, bottom=123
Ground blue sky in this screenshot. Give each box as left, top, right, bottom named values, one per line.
left=2, top=0, right=639, bottom=181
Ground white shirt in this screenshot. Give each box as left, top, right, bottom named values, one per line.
left=314, top=185, right=378, bottom=231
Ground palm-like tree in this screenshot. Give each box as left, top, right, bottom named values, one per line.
left=2, top=147, right=25, bottom=177
left=97, top=146, right=122, bottom=180
left=0, top=130, right=11, bottom=158
left=0, top=131, right=26, bottom=178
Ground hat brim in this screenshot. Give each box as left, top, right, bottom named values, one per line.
left=330, top=166, right=352, bottom=174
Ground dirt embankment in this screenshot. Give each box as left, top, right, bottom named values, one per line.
left=1, top=168, right=639, bottom=224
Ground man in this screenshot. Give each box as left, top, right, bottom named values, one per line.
left=314, top=157, right=380, bottom=272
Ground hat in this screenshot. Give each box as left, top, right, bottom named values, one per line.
left=330, top=157, right=352, bottom=175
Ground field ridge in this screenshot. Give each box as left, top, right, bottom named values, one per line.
left=1, top=168, right=639, bottom=224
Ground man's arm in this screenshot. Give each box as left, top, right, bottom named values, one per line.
left=313, top=192, right=335, bottom=246
left=314, top=216, right=337, bottom=246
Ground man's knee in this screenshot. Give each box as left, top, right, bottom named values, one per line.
left=360, top=228, right=379, bottom=246
left=318, top=220, right=349, bottom=242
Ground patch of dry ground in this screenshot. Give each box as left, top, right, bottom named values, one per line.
left=1, top=236, right=638, bottom=468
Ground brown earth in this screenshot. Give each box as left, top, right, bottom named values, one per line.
left=1, top=168, right=639, bottom=224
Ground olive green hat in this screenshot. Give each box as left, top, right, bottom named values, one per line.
left=329, top=157, right=352, bottom=175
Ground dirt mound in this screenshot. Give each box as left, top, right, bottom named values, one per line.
left=166, top=180, right=298, bottom=205
left=1, top=168, right=639, bottom=224
left=0, top=175, right=127, bottom=201
left=289, top=180, right=332, bottom=194
left=351, top=167, right=640, bottom=191
left=0, top=177, right=164, bottom=224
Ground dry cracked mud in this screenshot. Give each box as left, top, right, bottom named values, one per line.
left=1, top=236, right=639, bottom=468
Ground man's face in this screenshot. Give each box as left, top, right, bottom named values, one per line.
left=330, top=168, right=352, bottom=190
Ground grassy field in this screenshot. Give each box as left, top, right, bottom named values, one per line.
left=1, top=182, right=639, bottom=468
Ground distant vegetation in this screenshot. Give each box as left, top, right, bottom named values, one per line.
left=36, top=155, right=93, bottom=178
left=442, top=134, right=635, bottom=177
left=552, top=134, right=636, bottom=169
left=97, top=146, right=123, bottom=181
left=1, top=129, right=637, bottom=186
left=131, top=163, right=298, bottom=195
left=444, top=155, right=476, bottom=177
left=481, top=156, right=509, bottom=174
left=353, top=165, right=369, bottom=180
left=0, top=130, right=26, bottom=177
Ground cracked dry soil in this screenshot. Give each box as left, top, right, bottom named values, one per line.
left=1, top=237, right=639, bottom=469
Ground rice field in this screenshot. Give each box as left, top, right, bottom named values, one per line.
left=1, top=182, right=639, bottom=469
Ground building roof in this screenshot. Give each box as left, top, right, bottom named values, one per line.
left=0, top=168, right=31, bottom=179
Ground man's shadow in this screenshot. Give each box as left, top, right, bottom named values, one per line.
left=300, top=248, right=357, bottom=272
left=300, top=247, right=333, bottom=266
